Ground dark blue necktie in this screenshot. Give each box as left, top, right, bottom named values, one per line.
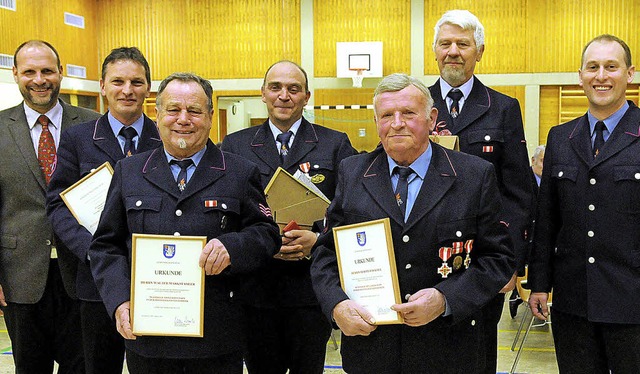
left=276, top=131, right=293, bottom=164
left=120, top=126, right=138, bottom=157
left=593, top=121, right=606, bottom=158
left=447, top=89, right=463, bottom=119
left=394, top=166, right=414, bottom=219
left=171, top=159, right=193, bottom=192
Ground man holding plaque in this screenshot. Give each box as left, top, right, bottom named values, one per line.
left=428, top=10, right=534, bottom=372
left=89, top=72, right=280, bottom=373
left=221, top=60, right=356, bottom=374
left=311, top=73, right=514, bottom=373
left=0, top=40, right=100, bottom=373
left=46, top=47, right=161, bottom=373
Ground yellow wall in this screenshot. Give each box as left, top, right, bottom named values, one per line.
left=96, top=0, right=300, bottom=80
left=424, top=0, right=640, bottom=74
left=313, top=0, right=411, bottom=77
left=314, top=88, right=377, bottom=152
left=0, top=0, right=99, bottom=79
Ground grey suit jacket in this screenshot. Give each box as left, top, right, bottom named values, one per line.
left=0, top=100, right=100, bottom=303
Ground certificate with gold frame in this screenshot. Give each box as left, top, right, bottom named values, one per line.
left=333, top=218, right=403, bottom=324
left=131, top=234, right=206, bottom=337
left=59, top=161, right=114, bottom=235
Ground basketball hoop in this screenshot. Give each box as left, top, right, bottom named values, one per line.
left=350, top=69, right=365, bottom=88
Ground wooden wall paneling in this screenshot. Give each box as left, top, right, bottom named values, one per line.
left=527, top=0, right=640, bottom=73
left=424, top=0, right=527, bottom=75
left=314, top=88, right=377, bottom=152
left=313, top=0, right=411, bottom=77
left=538, top=85, right=559, bottom=145
left=0, top=0, right=99, bottom=79
left=96, top=0, right=300, bottom=80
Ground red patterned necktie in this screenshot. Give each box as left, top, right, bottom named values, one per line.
left=37, top=115, right=56, bottom=184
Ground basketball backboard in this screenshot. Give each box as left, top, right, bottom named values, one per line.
left=336, top=42, right=383, bottom=79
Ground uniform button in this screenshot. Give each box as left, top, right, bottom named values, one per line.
left=90, top=168, right=96, bottom=172
left=314, top=164, right=320, bottom=169
left=456, top=231, right=462, bottom=238
left=558, top=171, right=564, bottom=177
left=174, top=232, right=180, bottom=236
left=588, top=204, right=595, bottom=211
left=588, top=231, right=594, bottom=237
left=402, top=235, right=410, bottom=243
left=175, top=209, right=182, bottom=216
left=229, top=291, right=234, bottom=298
left=588, top=257, right=595, bottom=263
left=636, top=173, right=640, bottom=180
left=484, top=135, right=491, bottom=141
left=405, top=264, right=412, bottom=269
left=45, top=239, right=52, bottom=245
left=590, top=178, right=596, bottom=185
left=471, top=320, right=476, bottom=326
left=221, top=203, right=228, bottom=210
left=405, top=293, right=411, bottom=301
left=136, top=200, right=142, bottom=207
left=554, top=247, right=558, bottom=254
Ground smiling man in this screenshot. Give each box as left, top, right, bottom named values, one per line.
left=222, top=60, right=356, bottom=374
left=46, top=47, right=162, bottom=374
left=310, top=73, right=514, bottom=373
left=528, top=35, right=640, bottom=373
left=428, top=10, right=535, bottom=372
left=88, top=72, right=280, bottom=373
left=0, top=40, right=100, bottom=373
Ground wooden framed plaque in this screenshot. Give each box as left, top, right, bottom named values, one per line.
left=333, top=218, right=403, bottom=324
left=130, top=234, right=206, bottom=337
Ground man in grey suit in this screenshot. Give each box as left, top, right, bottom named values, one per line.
left=0, top=40, right=100, bottom=373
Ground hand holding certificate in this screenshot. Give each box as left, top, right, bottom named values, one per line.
left=59, top=162, right=113, bottom=235
left=333, top=218, right=403, bottom=324
left=130, top=234, right=206, bottom=337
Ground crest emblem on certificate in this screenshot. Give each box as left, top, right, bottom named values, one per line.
left=356, top=232, right=366, bottom=246
left=163, top=244, right=176, bottom=259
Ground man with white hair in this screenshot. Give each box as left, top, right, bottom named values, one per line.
left=428, top=10, right=535, bottom=372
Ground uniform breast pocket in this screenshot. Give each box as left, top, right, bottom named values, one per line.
left=202, top=197, right=241, bottom=232
left=551, top=164, right=578, bottom=209
left=614, top=165, right=640, bottom=214
left=125, top=195, right=162, bottom=234
left=436, top=217, right=477, bottom=274
left=307, top=159, right=336, bottom=198
left=467, top=128, right=504, bottom=161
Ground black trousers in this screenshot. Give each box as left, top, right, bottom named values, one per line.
left=126, top=349, right=243, bottom=374
left=243, top=305, right=332, bottom=374
left=80, top=300, right=125, bottom=374
left=1, top=259, right=84, bottom=374
left=480, top=293, right=505, bottom=374
left=552, top=308, right=640, bottom=374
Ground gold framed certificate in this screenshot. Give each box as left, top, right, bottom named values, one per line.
left=59, top=161, right=114, bottom=235
left=333, top=218, right=403, bottom=324
left=130, top=234, right=206, bottom=337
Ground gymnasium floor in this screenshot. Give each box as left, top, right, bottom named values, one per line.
left=0, top=298, right=559, bottom=373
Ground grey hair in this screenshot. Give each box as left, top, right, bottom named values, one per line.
left=156, top=72, right=213, bottom=112
left=433, top=10, right=485, bottom=52
left=373, top=73, right=433, bottom=117
left=533, top=145, right=545, bottom=160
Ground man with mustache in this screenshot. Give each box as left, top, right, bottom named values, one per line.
left=46, top=47, right=162, bottom=373
left=428, top=10, right=534, bottom=373
left=89, top=72, right=281, bottom=373
left=222, top=60, right=357, bottom=374
left=0, top=40, right=100, bottom=373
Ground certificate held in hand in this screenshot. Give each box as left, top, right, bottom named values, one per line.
left=59, top=161, right=113, bottom=235
left=333, top=218, right=403, bottom=324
